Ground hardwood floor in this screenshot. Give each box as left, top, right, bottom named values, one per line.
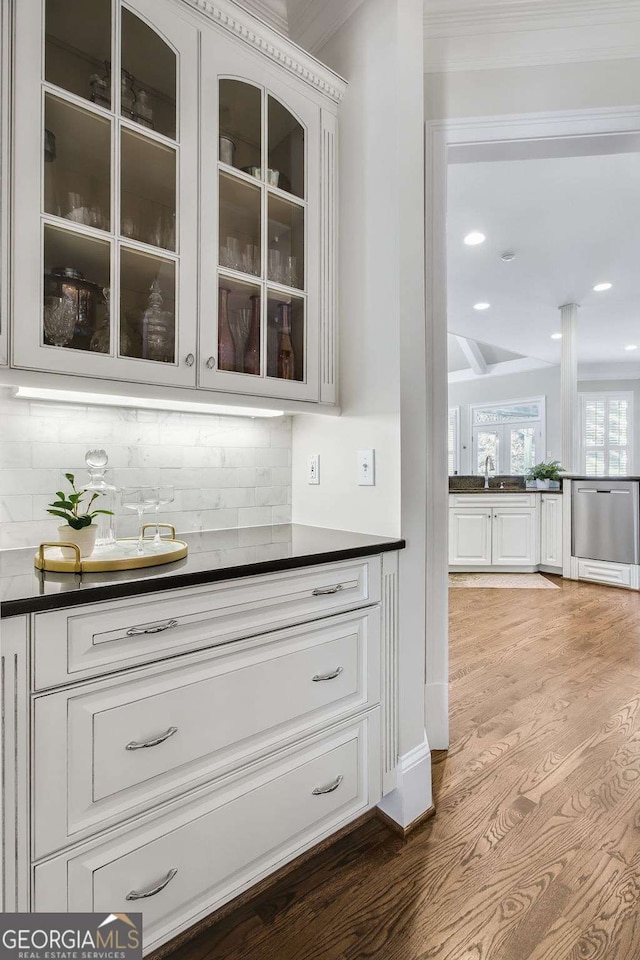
left=165, top=576, right=640, bottom=959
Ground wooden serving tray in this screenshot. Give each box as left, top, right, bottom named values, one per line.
left=34, top=524, right=188, bottom=573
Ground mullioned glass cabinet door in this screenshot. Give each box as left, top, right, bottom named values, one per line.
left=12, top=0, right=198, bottom=387
left=199, top=35, right=320, bottom=403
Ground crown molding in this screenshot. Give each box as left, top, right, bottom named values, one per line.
left=235, top=0, right=289, bottom=35
left=425, top=0, right=640, bottom=35
left=424, top=0, right=640, bottom=72
left=180, top=0, right=347, bottom=101
left=287, top=0, right=366, bottom=55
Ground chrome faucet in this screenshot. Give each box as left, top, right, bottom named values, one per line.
left=484, top=455, right=495, bottom=489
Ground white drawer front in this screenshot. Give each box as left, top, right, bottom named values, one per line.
left=33, top=556, right=381, bottom=689
left=33, top=715, right=380, bottom=954
left=450, top=493, right=537, bottom=508
left=577, top=558, right=634, bottom=587
left=33, top=609, right=380, bottom=858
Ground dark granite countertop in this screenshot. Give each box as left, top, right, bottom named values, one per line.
left=0, top=524, right=405, bottom=618
left=448, top=487, right=563, bottom=494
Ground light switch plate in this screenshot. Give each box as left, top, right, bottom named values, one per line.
left=358, top=450, right=375, bottom=486
left=308, top=454, right=320, bottom=484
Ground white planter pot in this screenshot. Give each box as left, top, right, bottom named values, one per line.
left=57, top=524, right=98, bottom=559
left=535, top=479, right=552, bottom=490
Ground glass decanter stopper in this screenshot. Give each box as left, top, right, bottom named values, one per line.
left=84, top=449, right=117, bottom=547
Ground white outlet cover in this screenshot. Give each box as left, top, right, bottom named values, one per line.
left=308, top=454, right=320, bottom=484
left=358, top=450, right=375, bottom=486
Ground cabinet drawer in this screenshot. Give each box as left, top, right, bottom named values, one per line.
left=33, top=715, right=380, bottom=954
left=33, top=556, right=381, bottom=689
left=450, top=493, right=537, bottom=508
left=576, top=558, right=635, bottom=587
left=33, top=608, right=380, bottom=858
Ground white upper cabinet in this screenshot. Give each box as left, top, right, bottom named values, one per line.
left=12, top=0, right=199, bottom=386
left=9, top=0, right=343, bottom=406
left=199, top=38, right=320, bottom=402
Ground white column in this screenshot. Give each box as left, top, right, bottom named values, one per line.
left=560, top=303, right=579, bottom=472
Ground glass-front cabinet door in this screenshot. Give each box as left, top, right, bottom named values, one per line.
left=199, top=38, right=320, bottom=401
left=13, top=0, right=198, bottom=386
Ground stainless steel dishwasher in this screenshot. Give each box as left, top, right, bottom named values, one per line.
left=572, top=479, right=640, bottom=564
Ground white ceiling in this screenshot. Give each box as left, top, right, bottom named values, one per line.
left=447, top=146, right=640, bottom=367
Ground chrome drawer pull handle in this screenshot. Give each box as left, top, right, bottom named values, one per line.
left=312, top=584, right=344, bottom=596
left=312, top=666, right=343, bottom=682
left=126, top=867, right=178, bottom=900
left=126, top=726, right=178, bottom=751
left=126, top=619, right=178, bottom=637
left=312, top=775, right=343, bottom=796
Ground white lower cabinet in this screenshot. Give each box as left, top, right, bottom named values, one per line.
left=20, top=553, right=395, bottom=955
left=491, top=509, right=538, bottom=566
left=448, top=508, right=492, bottom=565
left=540, top=494, right=563, bottom=570
left=34, top=715, right=379, bottom=953
left=449, top=502, right=539, bottom=568
left=33, top=608, right=380, bottom=858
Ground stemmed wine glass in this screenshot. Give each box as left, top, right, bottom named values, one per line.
left=152, top=485, right=175, bottom=549
left=120, top=486, right=158, bottom=555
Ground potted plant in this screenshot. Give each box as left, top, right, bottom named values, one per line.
left=526, top=460, right=564, bottom=490
left=47, top=473, right=113, bottom=559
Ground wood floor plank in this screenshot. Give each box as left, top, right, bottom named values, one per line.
left=163, top=577, right=640, bottom=960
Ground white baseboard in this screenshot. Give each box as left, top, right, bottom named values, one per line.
left=425, top=681, right=449, bottom=750
left=377, top=739, right=432, bottom=829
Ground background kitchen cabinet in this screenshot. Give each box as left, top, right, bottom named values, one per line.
left=540, top=493, right=563, bottom=571
left=491, top=508, right=538, bottom=566
left=448, top=508, right=492, bottom=565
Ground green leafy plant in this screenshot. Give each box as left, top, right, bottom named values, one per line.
left=47, top=473, right=113, bottom=530
left=526, top=460, right=564, bottom=482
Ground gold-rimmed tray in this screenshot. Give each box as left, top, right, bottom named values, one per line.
left=34, top=524, right=188, bottom=573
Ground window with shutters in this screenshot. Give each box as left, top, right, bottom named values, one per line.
left=448, top=407, right=460, bottom=474
left=580, top=392, right=633, bottom=476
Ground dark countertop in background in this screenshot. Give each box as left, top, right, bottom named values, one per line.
left=449, top=487, right=563, bottom=494
left=0, top=524, right=405, bottom=618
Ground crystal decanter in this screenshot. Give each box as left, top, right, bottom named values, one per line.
left=83, top=449, right=117, bottom=547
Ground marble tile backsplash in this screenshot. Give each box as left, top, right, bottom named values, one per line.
left=0, top=388, right=292, bottom=549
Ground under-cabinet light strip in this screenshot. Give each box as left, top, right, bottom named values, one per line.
left=13, top=387, right=284, bottom=418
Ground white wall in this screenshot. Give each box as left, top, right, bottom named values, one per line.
left=449, top=366, right=561, bottom=475
left=449, top=369, right=640, bottom=475
left=426, top=58, right=640, bottom=121
left=0, top=388, right=291, bottom=549
left=293, top=0, right=432, bottom=822
left=292, top=0, right=403, bottom=538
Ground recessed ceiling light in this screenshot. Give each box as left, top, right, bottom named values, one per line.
left=551, top=333, right=562, bottom=340
left=625, top=344, right=638, bottom=351
left=593, top=282, right=613, bottom=292
left=464, top=232, right=486, bottom=246
left=473, top=302, right=490, bottom=311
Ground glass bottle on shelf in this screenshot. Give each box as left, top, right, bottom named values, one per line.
left=142, top=279, right=174, bottom=362
left=277, top=302, right=295, bottom=380
left=83, top=449, right=117, bottom=548
left=121, top=70, right=136, bottom=119
left=218, top=287, right=235, bottom=371
left=244, top=294, right=261, bottom=375
left=135, top=89, right=154, bottom=129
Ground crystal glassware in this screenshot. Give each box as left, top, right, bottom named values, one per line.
left=229, top=307, right=252, bottom=371
left=286, top=256, right=298, bottom=288
left=268, top=248, right=283, bottom=284
left=152, top=485, right=175, bottom=548
left=120, top=486, right=158, bottom=555
left=43, top=295, right=76, bottom=347
left=226, top=236, right=241, bottom=270
left=83, top=449, right=117, bottom=547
